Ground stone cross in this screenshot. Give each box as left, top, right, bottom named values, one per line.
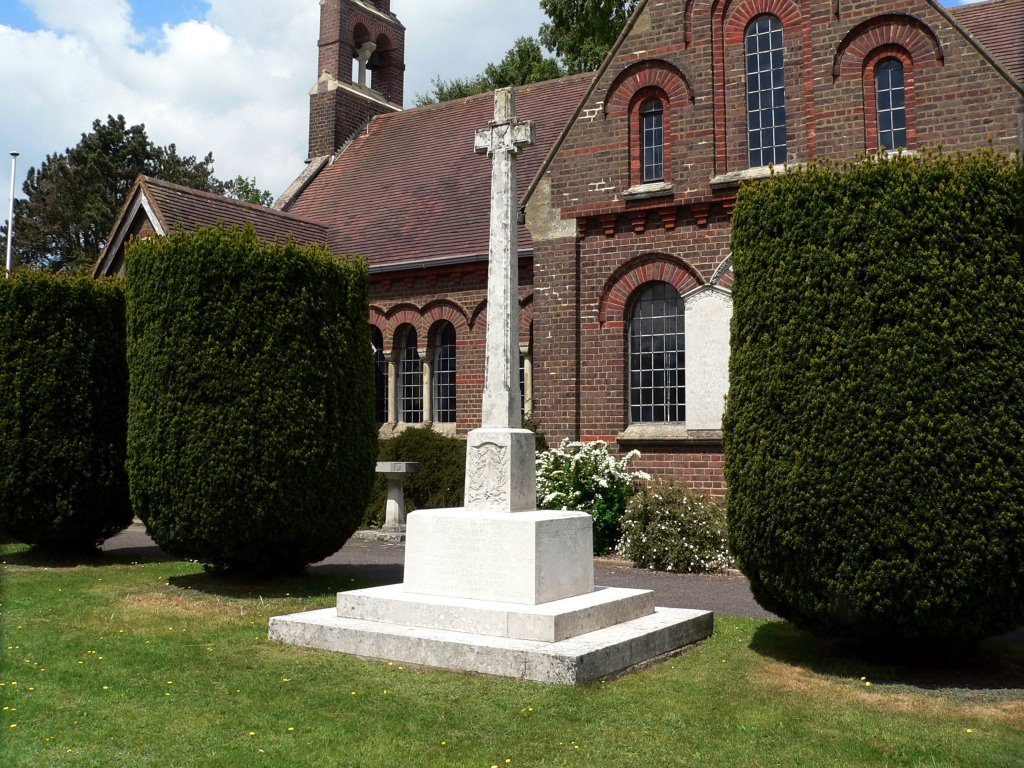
left=474, top=88, right=535, bottom=429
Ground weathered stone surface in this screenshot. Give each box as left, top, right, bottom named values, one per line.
left=269, top=606, right=713, bottom=684
left=337, top=584, right=655, bottom=642
left=463, top=428, right=536, bottom=512
left=403, top=508, right=593, bottom=605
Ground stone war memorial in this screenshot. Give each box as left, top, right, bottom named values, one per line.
left=269, top=89, right=713, bottom=684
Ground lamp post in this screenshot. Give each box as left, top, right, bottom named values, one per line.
left=5, top=152, right=17, bottom=277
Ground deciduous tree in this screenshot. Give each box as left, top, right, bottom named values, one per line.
left=3, top=115, right=224, bottom=273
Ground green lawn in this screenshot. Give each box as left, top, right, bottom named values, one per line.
left=1, top=545, right=1022, bottom=767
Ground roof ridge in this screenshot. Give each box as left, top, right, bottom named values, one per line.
left=140, top=175, right=326, bottom=228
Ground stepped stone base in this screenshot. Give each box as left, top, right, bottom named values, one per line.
left=337, top=584, right=656, bottom=642
left=269, top=604, right=713, bottom=684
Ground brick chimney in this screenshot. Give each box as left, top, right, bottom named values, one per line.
left=308, top=0, right=406, bottom=159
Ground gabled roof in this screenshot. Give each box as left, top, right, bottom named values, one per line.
left=95, top=176, right=328, bottom=277
left=285, top=74, right=594, bottom=270
left=950, top=0, right=1024, bottom=85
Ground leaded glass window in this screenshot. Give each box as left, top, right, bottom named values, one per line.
left=629, top=282, right=685, bottom=423
left=641, top=98, right=664, bottom=183
left=745, top=14, right=787, bottom=167
left=400, top=328, right=422, bottom=424
left=875, top=58, right=907, bottom=151
left=433, top=323, right=456, bottom=423
left=371, top=325, right=387, bottom=424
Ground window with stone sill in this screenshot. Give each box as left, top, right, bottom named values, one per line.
left=400, top=328, right=423, bottom=424
left=628, top=282, right=685, bottom=424
left=875, top=57, right=907, bottom=151
left=640, top=98, right=665, bottom=183
left=432, top=321, right=457, bottom=423
left=745, top=14, right=787, bottom=168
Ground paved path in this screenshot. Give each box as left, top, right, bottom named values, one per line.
left=103, top=523, right=775, bottom=619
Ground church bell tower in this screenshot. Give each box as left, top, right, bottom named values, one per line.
left=308, top=0, right=405, bottom=159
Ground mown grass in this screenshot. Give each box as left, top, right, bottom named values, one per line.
left=1, top=544, right=1022, bottom=767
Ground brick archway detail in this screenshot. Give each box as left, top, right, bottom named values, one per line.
left=833, top=14, right=943, bottom=79
left=385, top=305, right=423, bottom=354
left=599, top=255, right=703, bottom=325
left=721, top=0, right=802, bottom=44
left=472, top=295, right=534, bottom=336
left=606, top=59, right=693, bottom=118
left=422, top=300, right=470, bottom=341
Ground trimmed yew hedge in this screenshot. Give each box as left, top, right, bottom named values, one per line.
left=725, top=152, right=1024, bottom=644
left=0, top=273, right=131, bottom=550
left=126, top=226, right=376, bottom=575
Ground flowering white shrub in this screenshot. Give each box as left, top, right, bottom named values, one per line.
left=536, top=439, right=649, bottom=554
left=618, top=481, right=730, bottom=573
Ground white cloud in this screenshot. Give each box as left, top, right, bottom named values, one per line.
left=0, top=0, right=545, bottom=216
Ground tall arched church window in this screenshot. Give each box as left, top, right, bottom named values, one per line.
left=875, top=58, right=907, bottom=150
left=629, top=282, right=685, bottom=423
left=745, top=14, right=787, bottom=167
left=640, top=98, right=664, bottom=183
left=400, top=328, right=423, bottom=424
left=433, top=322, right=456, bottom=423
left=371, top=325, right=387, bottom=424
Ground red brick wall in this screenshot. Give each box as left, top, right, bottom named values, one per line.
left=525, top=0, right=1023, bottom=498
left=368, top=259, right=534, bottom=437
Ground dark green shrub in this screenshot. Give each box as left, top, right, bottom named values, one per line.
left=363, top=428, right=466, bottom=526
left=0, top=273, right=131, bottom=551
left=126, top=225, right=376, bottom=575
left=619, top=482, right=730, bottom=573
left=725, top=151, right=1024, bottom=643
left=536, top=439, right=647, bottom=555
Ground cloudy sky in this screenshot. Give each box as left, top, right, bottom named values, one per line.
left=0, top=0, right=986, bottom=216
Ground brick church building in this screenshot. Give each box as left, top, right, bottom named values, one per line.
left=96, top=0, right=1024, bottom=497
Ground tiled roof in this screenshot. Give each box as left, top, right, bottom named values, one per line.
left=142, top=177, right=329, bottom=246
left=286, top=74, right=594, bottom=269
left=950, top=0, right=1024, bottom=85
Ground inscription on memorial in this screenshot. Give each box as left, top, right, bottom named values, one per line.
left=466, top=441, right=509, bottom=506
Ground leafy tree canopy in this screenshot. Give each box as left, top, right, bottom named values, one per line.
left=417, top=1, right=638, bottom=104
left=415, top=36, right=564, bottom=105
left=539, top=0, right=638, bottom=74
left=3, top=115, right=226, bottom=273
left=224, top=175, right=275, bottom=207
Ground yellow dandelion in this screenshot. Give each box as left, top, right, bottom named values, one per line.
left=249, top=731, right=256, bottom=736
left=102, top=686, right=109, bottom=691
left=441, top=741, right=447, bottom=746
left=865, top=681, right=872, bottom=687
left=288, top=727, right=295, bottom=732
left=9, top=724, right=16, bottom=729
left=966, top=729, right=974, bottom=734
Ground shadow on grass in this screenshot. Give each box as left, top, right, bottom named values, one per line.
left=750, top=621, right=1024, bottom=695
left=1, top=543, right=170, bottom=569
left=166, top=567, right=382, bottom=600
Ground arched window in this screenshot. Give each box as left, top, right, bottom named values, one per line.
left=371, top=325, right=387, bottom=424
left=433, top=322, right=456, bottom=423
left=629, top=282, right=685, bottom=423
left=640, top=98, right=664, bottom=183
left=875, top=57, right=906, bottom=150
left=400, top=328, right=422, bottom=424
left=745, top=14, right=787, bottom=167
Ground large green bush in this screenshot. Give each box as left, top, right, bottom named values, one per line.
left=126, top=225, right=376, bottom=575
left=0, top=273, right=131, bottom=550
left=725, top=152, right=1024, bottom=643
left=362, top=427, right=466, bottom=526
